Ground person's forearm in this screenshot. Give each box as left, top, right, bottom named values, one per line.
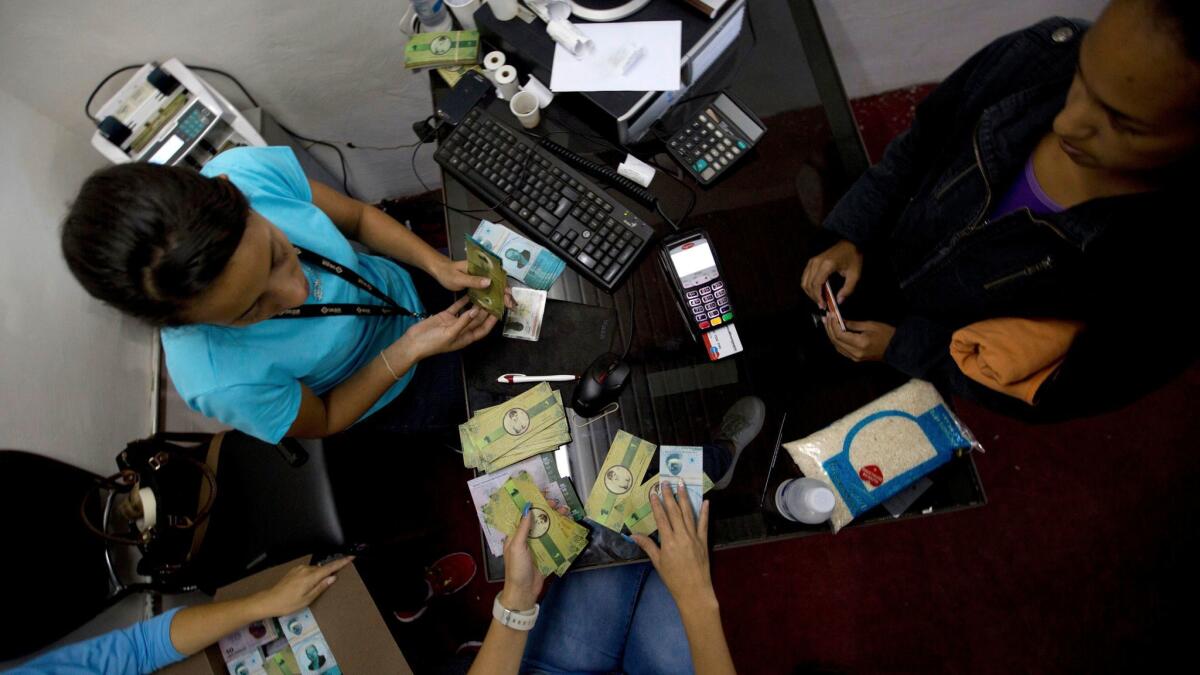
left=357, top=204, right=447, bottom=275
left=678, top=595, right=736, bottom=675
left=169, top=596, right=265, bottom=656
left=317, top=340, right=419, bottom=435
left=467, top=619, right=529, bottom=675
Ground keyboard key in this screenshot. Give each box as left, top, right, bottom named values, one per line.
left=712, top=281, right=723, bottom=290
left=708, top=310, right=720, bottom=319
left=699, top=320, right=710, bottom=329
left=538, top=223, right=553, bottom=235
left=719, top=304, right=731, bottom=313
left=703, top=302, right=716, bottom=311
left=722, top=312, right=733, bottom=322
left=576, top=252, right=598, bottom=269
left=536, top=207, right=559, bottom=224
left=554, top=198, right=571, bottom=218
left=711, top=317, right=723, bottom=326
left=603, top=264, right=621, bottom=283
left=568, top=244, right=581, bottom=256
left=617, top=246, right=635, bottom=264
left=551, top=232, right=564, bottom=244
left=686, top=291, right=699, bottom=299
left=691, top=305, right=704, bottom=315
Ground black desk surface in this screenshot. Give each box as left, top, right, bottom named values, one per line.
left=433, top=0, right=985, bottom=581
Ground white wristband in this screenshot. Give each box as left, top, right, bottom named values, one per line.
left=492, top=595, right=539, bottom=631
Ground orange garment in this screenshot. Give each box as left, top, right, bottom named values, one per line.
left=950, top=318, right=1085, bottom=405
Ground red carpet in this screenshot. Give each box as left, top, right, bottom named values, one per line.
left=376, top=87, right=1200, bottom=674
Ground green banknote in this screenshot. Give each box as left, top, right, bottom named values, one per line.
left=466, top=234, right=508, bottom=319
left=585, top=431, right=657, bottom=531
left=404, top=31, right=481, bottom=69
left=480, top=417, right=571, bottom=472
left=622, top=473, right=715, bottom=536
left=466, top=383, right=563, bottom=461
left=488, top=472, right=589, bottom=576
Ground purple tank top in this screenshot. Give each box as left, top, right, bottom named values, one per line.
left=989, top=154, right=1064, bottom=220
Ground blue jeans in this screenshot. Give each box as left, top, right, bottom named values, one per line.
left=521, top=563, right=694, bottom=675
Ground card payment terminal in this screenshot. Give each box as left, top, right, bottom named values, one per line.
left=659, top=230, right=733, bottom=338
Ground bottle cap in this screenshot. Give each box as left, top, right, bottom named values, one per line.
left=805, top=486, right=836, bottom=514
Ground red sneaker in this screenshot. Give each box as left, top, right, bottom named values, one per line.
left=425, top=552, right=477, bottom=597
left=392, top=580, right=433, bottom=623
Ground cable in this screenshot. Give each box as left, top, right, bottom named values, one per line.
left=619, top=282, right=637, bottom=359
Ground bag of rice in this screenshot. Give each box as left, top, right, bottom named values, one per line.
left=783, top=379, right=981, bottom=532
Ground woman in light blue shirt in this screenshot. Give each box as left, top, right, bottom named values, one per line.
left=62, top=147, right=507, bottom=442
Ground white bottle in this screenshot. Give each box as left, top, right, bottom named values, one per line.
left=775, top=478, right=836, bottom=524
left=489, top=0, right=519, bottom=21
left=412, top=0, right=453, bottom=32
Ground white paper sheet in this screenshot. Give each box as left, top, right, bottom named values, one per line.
left=550, top=20, right=681, bottom=93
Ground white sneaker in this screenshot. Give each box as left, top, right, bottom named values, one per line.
left=713, top=396, right=766, bottom=489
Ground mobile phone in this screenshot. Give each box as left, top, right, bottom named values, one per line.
left=659, top=229, right=733, bottom=338
left=822, top=281, right=846, bottom=332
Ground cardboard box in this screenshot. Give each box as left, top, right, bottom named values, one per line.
left=161, top=557, right=411, bottom=675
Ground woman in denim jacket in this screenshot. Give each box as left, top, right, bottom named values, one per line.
left=803, top=0, right=1199, bottom=417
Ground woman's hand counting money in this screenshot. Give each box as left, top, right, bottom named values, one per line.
left=499, top=503, right=546, bottom=612
left=631, top=482, right=719, bottom=613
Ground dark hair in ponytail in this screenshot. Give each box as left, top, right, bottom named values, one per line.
left=61, top=163, right=248, bottom=326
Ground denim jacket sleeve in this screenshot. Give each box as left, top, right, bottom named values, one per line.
left=822, top=27, right=1038, bottom=248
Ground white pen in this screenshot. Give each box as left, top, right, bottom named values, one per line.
left=497, top=373, right=580, bottom=384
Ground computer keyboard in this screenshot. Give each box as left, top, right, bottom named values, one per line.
left=434, top=106, right=656, bottom=292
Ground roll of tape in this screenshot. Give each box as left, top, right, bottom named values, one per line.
left=484, top=50, right=506, bottom=72
left=495, top=65, right=520, bottom=100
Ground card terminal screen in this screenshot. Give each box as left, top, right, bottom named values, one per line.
left=670, top=241, right=716, bottom=278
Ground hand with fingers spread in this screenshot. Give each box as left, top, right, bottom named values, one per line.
left=631, top=482, right=717, bottom=612
left=823, top=316, right=895, bottom=363
left=397, top=296, right=499, bottom=361
left=435, top=258, right=516, bottom=309
left=802, top=239, right=863, bottom=309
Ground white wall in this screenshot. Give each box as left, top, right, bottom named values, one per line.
left=0, top=87, right=155, bottom=474
left=0, top=0, right=438, bottom=203
left=815, top=0, right=1107, bottom=99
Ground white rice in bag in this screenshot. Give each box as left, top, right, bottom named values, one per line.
left=783, top=380, right=980, bottom=532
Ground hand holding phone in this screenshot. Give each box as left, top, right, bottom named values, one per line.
left=822, top=281, right=847, bottom=332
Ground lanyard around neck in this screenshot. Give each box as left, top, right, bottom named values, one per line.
left=273, top=245, right=428, bottom=320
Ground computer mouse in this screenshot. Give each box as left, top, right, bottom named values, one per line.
left=571, top=352, right=631, bottom=418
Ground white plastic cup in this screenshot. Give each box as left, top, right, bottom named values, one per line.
left=509, top=91, right=541, bottom=129
left=490, top=0, right=519, bottom=21
left=445, top=0, right=480, bottom=30
left=775, top=478, right=836, bottom=524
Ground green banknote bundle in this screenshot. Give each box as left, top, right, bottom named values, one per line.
left=404, top=31, right=481, bottom=69
left=585, top=431, right=657, bottom=531
left=465, top=235, right=508, bottom=319
left=482, top=472, right=590, bottom=576
left=621, top=473, right=715, bottom=536
left=460, top=383, right=571, bottom=472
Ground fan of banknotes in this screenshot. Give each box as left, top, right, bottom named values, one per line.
left=482, top=471, right=590, bottom=576
left=583, top=431, right=715, bottom=537
left=459, top=383, right=571, bottom=473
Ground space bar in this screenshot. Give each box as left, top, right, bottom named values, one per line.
left=464, top=170, right=505, bottom=202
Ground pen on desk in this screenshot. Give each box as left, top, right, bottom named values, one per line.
left=497, top=373, right=580, bottom=384
left=759, top=412, right=788, bottom=509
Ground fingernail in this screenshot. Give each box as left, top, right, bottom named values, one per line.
left=481, top=279, right=491, bottom=287
left=325, top=576, right=336, bottom=585
left=621, top=533, right=634, bottom=543
left=522, top=503, right=531, bottom=517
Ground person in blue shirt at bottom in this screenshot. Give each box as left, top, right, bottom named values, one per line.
left=10, top=487, right=735, bottom=675
left=61, top=146, right=512, bottom=443
left=10, top=557, right=353, bottom=674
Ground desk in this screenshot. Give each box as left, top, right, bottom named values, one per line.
left=433, top=0, right=985, bottom=581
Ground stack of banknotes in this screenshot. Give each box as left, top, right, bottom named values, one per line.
left=483, top=471, right=590, bottom=576
left=584, top=433, right=714, bottom=537
left=404, top=31, right=481, bottom=69
left=460, top=383, right=571, bottom=473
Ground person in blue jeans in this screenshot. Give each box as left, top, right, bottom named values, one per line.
left=9, top=558, right=353, bottom=674
left=463, top=480, right=736, bottom=675
left=62, top=147, right=511, bottom=443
